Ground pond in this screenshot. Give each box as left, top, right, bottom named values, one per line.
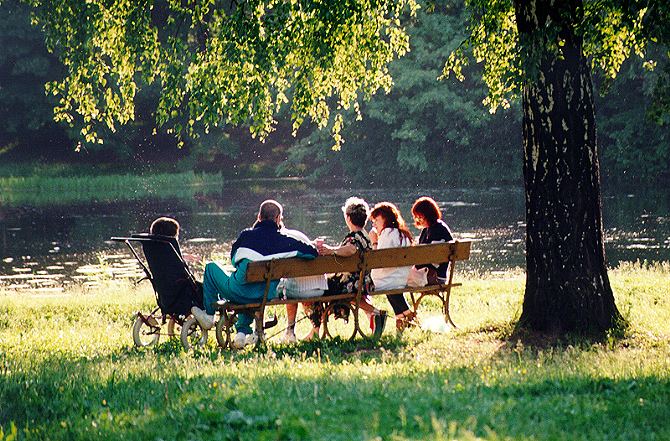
left=0, top=180, right=668, bottom=292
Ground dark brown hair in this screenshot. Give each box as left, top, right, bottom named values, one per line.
left=369, top=202, right=413, bottom=243
left=150, top=217, right=179, bottom=237
left=342, top=196, right=369, bottom=228
left=411, top=196, right=442, bottom=225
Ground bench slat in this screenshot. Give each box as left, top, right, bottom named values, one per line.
left=245, top=241, right=471, bottom=282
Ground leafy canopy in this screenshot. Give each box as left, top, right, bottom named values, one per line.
left=443, top=0, right=667, bottom=113
left=281, top=2, right=521, bottom=186
left=25, top=0, right=417, bottom=149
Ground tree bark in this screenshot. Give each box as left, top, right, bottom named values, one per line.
left=514, top=0, right=622, bottom=334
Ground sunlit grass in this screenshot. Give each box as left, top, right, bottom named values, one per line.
left=0, top=171, right=225, bottom=205
left=1, top=266, right=669, bottom=440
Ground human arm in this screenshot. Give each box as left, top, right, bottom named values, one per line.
left=316, top=242, right=357, bottom=257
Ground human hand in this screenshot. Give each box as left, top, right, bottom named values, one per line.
left=369, top=228, right=378, bottom=248
left=316, top=243, right=331, bottom=255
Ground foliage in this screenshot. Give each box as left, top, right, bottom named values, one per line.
left=0, top=0, right=68, bottom=156
left=1, top=268, right=670, bottom=439
left=596, top=54, right=670, bottom=182
left=279, top=2, right=522, bottom=186
left=26, top=0, right=418, bottom=150
left=0, top=0, right=666, bottom=185
left=443, top=0, right=663, bottom=113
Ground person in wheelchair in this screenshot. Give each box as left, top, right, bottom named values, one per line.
left=137, top=217, right=204, bottom=322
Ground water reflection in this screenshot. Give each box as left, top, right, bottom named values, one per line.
left=0, top=182, right=669, bottom=291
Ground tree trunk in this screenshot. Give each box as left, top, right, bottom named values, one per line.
left=514, top=0, right=622, bottom=334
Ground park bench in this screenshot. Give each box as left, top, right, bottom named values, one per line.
left=183, top=240, right=471, bottom=349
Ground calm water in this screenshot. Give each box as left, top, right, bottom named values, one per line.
left=1, top=181, right=669, bottom=292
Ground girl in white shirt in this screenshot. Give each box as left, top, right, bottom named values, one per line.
left=369, top=202, right=418, bottom=331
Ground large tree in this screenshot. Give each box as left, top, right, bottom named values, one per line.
left=445, top=0, right=668, bottom=334
left=21, top=0, right=669, bottom=334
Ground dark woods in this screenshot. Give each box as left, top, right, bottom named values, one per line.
left=0, top=0, right=667, bottom=186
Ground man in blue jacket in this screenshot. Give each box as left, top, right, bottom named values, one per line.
left=191, top=199, right=318, bottom=348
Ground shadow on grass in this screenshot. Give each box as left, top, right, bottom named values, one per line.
left=2, top=333, right=670, bottom=440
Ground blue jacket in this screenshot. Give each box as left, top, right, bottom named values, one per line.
left=227, top=220, right=318, bottom=301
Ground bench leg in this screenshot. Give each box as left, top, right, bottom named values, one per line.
left=410, top=292, right=424, bottom=313
left=322, top=303, right=358, bottom=341
left=215, top=309, right=236, bottom=349
left=352, top=303, right=365, bottom=339
left=254, top=310, right=265, bottom=347
left=443, top=289, right=457, bottom=328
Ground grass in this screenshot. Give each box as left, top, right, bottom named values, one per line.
left=0, top=171, right=226, bottom=206
left=1, top=265, right=669, bottom=440
left=0, top=162, right=309, bottom=206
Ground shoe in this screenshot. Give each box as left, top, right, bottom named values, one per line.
left=373, top=311, right=387, bottom=338
left=191, top=306, right=215, bottom=330
left=232, top=332, right=258, bottom=349
left=281, top=331, right=297, bottom=344
left=245, top=333, right=258, bottom=346
left=232, top=332, right=247, bottom=349
left=396, top=311, right=418, bottom=332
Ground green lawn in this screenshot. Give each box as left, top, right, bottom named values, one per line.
left=1, top=265, right=669, bottom=440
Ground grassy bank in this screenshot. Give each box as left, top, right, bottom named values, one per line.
left=1, top=266, right=669, bottom=440
left=0, top=162, right=311, bottom=206
left=0, top=171, right=226, bottom=206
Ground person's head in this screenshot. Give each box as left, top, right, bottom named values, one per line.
left=369, top=202, right=413, bottom=242
left=150, top=217, right=180, bottom=237
left=411, top=196, right=442, bottom=228
left=341, top=197, right=369, bottom=229
left=257, top=200, right=283, bottom=227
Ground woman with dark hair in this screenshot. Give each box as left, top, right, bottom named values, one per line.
left=411, top=196, right=454, bottom=284
left=368, top=202, right=417, bottom=331
left=311, top=197, right=388, bottom=339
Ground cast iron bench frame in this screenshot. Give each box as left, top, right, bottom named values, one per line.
left=199, top=240, right=471, bottom=348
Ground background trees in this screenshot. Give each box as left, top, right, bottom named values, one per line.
left=1, top=0, right=667, bottom=186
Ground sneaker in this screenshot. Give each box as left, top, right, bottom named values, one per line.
left=191, top=306, right=215, bottom=330
left=232, top=332, right=247, bottom=349
left=281, top=331, right=297, bottom=344
left=232, top=332, right=258, bottom=349
left=245, top=333, right=258, bottom=347
left=373, top=311, right=387, bottom=338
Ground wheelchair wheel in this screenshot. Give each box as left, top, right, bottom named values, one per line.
left=132, top=311, right=161, bottom=347
left=180, top=316, right=209, bottom=351
left=215, top=312, right=237, bottom=349
left=323, top=303, right=358, bottom=341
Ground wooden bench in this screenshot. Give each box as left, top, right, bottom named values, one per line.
left=206, top=240, right=471, bottom=348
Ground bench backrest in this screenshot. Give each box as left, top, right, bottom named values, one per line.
left=245, top=240, right=471, bottom=282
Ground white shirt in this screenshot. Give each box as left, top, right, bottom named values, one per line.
left=279, top=228, right=328, bottom=297
left=371, top=228, right=412, bottom=290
